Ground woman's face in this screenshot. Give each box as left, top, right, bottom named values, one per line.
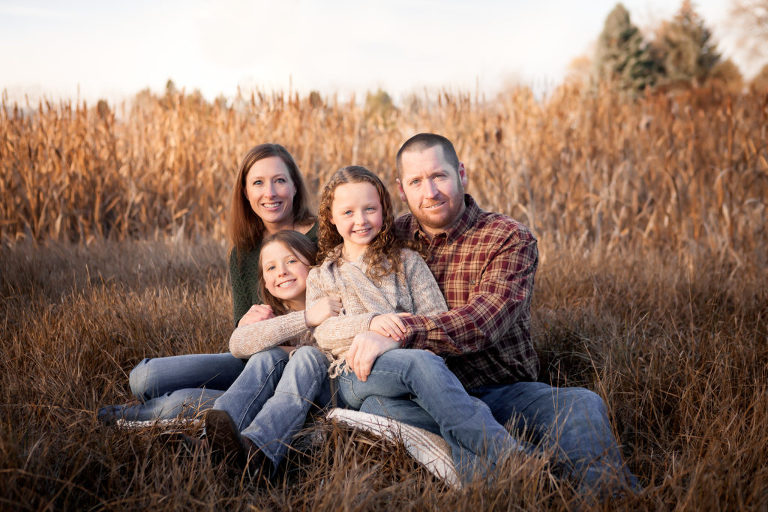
left=260, top=241, right=310, bottom=309
left=244, top=156, right=297, bottom=231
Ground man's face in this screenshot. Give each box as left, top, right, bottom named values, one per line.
left=397, top=145, right=467, bottom=237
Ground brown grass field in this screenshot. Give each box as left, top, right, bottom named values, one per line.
left=1, top=84, right=767, bottom=510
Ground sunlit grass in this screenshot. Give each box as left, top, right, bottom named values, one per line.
left=1, top=82, right=766, bottom=509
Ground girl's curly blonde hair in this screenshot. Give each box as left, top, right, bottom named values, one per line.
left=317, top=166, right=405, bottom=283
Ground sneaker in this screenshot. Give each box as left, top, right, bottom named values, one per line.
left=326, top=408, right=460, bottom=488
left=114, top=418, right=201, bottom=431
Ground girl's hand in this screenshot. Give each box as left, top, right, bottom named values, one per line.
left=305, top=296, right=342, bottom=327
left=238, top=304, right=274, bottom=327
left=369, top=313, right=406, bottom=341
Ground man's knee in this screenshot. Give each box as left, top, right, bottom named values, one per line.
left=553, top=387, right=613, bottom=450
left=562, top=388, right=609, bottom=422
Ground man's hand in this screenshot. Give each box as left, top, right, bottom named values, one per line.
left=346, top=331, right=400, bottom=382
left=369, top=313, right=406, bottom=341
left=238, top=304, right=274, bottom=326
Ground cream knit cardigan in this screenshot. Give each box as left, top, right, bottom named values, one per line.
left=306, top=247, right=448, bottom=372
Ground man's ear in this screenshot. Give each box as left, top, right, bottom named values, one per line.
left=396, top=179, right=406, bottom=202
left=458, top=162, right=468, bottom=188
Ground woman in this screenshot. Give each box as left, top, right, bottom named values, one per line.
left=99, top=143, right=319, bottom=423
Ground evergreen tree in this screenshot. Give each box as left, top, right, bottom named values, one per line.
left=595, top=3, right=661, bottom=91
left=653, top=0, right=721, bottom=85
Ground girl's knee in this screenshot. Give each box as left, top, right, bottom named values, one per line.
left=401, top=349, right=447, bottom=378
left=291, top=346, right=329, bottom=371
left=390, top=348, right=443, bottom=368
left=244, top=346, right=289, bottom=370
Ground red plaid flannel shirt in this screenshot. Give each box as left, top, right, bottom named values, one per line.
left=397, top=195, right=540, bottom=389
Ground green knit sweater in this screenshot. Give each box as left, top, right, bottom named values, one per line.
left=229, top=223, right=318, bottom=326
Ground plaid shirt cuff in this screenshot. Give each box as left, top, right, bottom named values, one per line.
left=401, top=314, right=428, bottom=348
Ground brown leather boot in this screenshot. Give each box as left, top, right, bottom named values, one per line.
left=204, top=409, right=271, bottom=482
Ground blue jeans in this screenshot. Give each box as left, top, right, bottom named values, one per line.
left=338, top=349, right=524, bottom=481
left=107, top=350, right=287, bottom=421
left=360, top=380, right=639, bottom=495
left=213, top=346, right=331, bottom=474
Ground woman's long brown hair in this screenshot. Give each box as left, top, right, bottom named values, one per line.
left=229, top=143, right=315, bottom=257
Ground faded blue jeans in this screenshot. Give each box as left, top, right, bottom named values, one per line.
left=338, top=349, right=526, bottom=481
left=212, top=345, right=331, bottom=475
left=105, top=349, right=288, bottom=421
left=360, top=378, right=639, bottom=495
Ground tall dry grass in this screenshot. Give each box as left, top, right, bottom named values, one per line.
left=1, top=83, right=767, bottom=510
left=1, top=238, right=765, bottom=510
left=2, top=84, right=766, bottom=268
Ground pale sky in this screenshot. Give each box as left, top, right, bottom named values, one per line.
left=0, top=0, right=748, bottom=104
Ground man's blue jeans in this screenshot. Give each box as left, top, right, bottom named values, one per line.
left=338, top=349, right=525, bottom=480
left=360, top=378, right=639, bottom=494
left=110, top=349, right=287, bottom=421
left=213, top=346, right=331, bottom=474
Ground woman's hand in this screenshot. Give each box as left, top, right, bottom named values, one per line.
left=369, top=313, right=406, bottom=341
left=238, top=304, right=274, bottom=327
left=305, top=296, right=342, bottom=327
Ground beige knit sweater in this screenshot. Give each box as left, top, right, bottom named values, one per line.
left=306, top=247, right=448, bottom=371
left=229, top=311, right=312, bottom=359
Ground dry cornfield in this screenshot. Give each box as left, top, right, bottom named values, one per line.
left=1, top=84, right=767, bottom=510
left=2, top=84, right=766, bottom=264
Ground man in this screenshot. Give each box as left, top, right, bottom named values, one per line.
left=345, top=133, right=637, bottom=495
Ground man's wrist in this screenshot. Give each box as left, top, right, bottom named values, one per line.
left=399, top=315, right=421, bottom=347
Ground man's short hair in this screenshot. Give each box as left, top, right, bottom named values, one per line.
left=396, top=133, right=460, bottom=178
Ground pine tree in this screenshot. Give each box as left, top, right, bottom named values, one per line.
left=595, top=4, right=661, bottom=92
left=653, top=0, right=721, bottom=86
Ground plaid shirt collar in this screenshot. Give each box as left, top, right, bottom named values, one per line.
left=405, top=194, right=481, bottom=244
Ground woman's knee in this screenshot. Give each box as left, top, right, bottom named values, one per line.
left=129, top=358, right=155, bottom=401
